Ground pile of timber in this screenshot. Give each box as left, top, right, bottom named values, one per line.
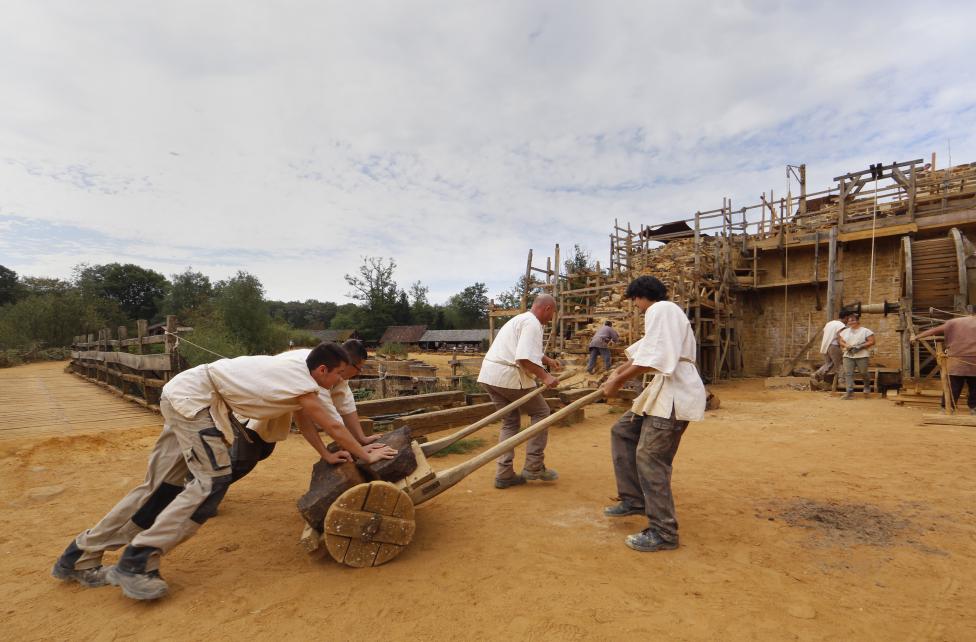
left=890, top=390, right=967, bottom=409
left=919, top=413, right=976, bottom=428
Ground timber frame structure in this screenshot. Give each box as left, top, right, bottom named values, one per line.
left=496, top=154, right=976, bottom=386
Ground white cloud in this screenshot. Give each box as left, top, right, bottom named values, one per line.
left=1, top=0, right=974, bottom=303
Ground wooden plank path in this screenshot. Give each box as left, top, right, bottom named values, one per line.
left=0, top=361, right=160, bottom=442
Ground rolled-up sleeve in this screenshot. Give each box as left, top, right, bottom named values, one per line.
left=628, top=307, right=682, bottom=375
left=330, top=381, right=357, bottom=416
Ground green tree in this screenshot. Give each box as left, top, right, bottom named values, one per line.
left=163, top=268, right=213, bottom=318
left=496, top=275, right=542, bottom=310
left=345, top=257, right=400, bottom=311
left=268, top=299, right=338, bottom=330
left=213, top=271, right=271, bottom=353
left=0, top=266, right=18, bottom=305
left=74, top=263, right=169, bottom=320
left=0, top=290, right=124, bottom=349
left=445, top=282, right=489, bottom=329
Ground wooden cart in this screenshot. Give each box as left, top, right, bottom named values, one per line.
left=298, top=382, right=605, bottom=568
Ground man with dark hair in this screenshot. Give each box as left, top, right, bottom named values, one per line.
left=586, top=320, right=620, bottom=374
left=603, top=275, right=706, bottom=552
left=478, top=294, right=562, bottom=488
left=51, top=344, right=396, bottom=601
left=838, top=313, right=875, bottom=399
left=231, top=339, right=381, bottom=480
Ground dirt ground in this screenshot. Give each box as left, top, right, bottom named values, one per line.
left=1, top=363, right=974, bottom=640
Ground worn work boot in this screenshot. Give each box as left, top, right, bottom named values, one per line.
left=603, top=501, right=644, bottom=517
left=522, top=467, right=559, bottom=482
left=841, top=392, right=854, bottom=400
left=494, top=474, right=527, bottom=490
left=105, top=566, right=169, bottom=601
left=625, top=529, right=678, bottom=552
left=51, top=562, right=110, bottom=588
left=51, top=541, right=109, bottom=588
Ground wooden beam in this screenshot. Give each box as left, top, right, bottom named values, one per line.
left=392, top=402, right=497, bottom=437
left=356, top=390, right=466, bottom=417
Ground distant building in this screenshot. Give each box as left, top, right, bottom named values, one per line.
left=379, top=325, right=428, bottom=346
left=310, top=329, right=361, bottom=344
left=418, top=329, right=494, bottom=351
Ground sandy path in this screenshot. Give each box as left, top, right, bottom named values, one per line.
left=0, top=364, right=973, bottom=640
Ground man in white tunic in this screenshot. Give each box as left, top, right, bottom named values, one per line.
left=51, top=343, right=396, bottom=600
left=478, top=294, right=562, bottom=488
left=230, top=340, right=382, bottom=480
left=603, top=276, right=706, bottom=552
left=813, top=314, right=848, bottom=385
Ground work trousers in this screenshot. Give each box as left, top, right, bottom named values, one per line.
left=587, top=347, right=612, bottom=373
left=71, top=397, right=232, bottom=574
left=844, top=357, right=871, bottom=394
left=943, top=375, right=976, bottom=410
left=482, top=383, right=551, bottom=479
left=610, top=411, right=688, bottom=542
left=814, top=345, right=844, bottom=383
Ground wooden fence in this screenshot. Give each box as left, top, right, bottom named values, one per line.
left=69, top=315, right=185, bottom=412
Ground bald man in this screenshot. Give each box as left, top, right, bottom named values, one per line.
left=478, top=294, right=562, bottom=488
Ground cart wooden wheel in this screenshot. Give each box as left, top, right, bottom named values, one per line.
left=322, top=480, right=416, bottom=568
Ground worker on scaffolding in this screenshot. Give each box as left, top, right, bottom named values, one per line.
left=838, top=313, right=875, bottom=399
left=586, top=320, right=620, bottom=374
left=602, top=275, right=706, bottom=553
left=912, top=310, right=976, bottom=415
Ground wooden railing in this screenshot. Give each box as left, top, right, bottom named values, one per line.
left=69, top=315, right=187, bottom=412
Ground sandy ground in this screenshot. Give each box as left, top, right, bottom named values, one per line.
left=1, top=363, right=974, bottom=640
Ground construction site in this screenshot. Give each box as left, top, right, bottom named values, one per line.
left=1, top=154, right=975, bottom=639
left=492, top=155, right=976, bottom=403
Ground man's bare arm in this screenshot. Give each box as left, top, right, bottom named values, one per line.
left=603, top=360, right=653, bottom=398
left=297, top=393, right=395, bottom=463
left=913, top=323, right=947, bottom=341
left=294, top=411, right=352, bottom=464
left=341, top=412, right=382, bottom=445
left=516, top=358, right=558, bottom=388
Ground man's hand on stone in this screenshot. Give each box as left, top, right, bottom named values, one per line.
left=361, top=434, right=383, bottom=445
left=363, top=445, right=398, bottom=463
left=323, top=450, right=353, bottom=464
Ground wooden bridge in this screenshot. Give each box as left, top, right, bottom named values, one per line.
left=0, top=361, right=159, bottom=443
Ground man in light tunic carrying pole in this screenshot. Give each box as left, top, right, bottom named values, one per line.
left=478, top=294, right=563, bottom=489
left=602, top=276, right=706, bottom=552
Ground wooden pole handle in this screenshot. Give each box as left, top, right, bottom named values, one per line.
left=410, top=388, right=605, bottom=505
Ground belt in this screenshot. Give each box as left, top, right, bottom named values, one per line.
left=205, top=365, right=253, bottom=444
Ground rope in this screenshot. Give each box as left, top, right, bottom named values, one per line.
left=163, top=330, right=228, bottom=360
left=868, top=176, right=878, bottom=304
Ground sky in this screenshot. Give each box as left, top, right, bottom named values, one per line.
left=1, top=1, right=975, bottom=304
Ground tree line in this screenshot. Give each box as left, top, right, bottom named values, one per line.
left=0, top=246, right=594, bottom=362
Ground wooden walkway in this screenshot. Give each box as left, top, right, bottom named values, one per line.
left=0, top=361, right=160, bottom=442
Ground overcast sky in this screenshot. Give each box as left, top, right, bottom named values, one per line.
left=1, top=1, right=974, bottom=304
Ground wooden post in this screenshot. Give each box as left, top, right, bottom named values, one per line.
left=826, top=226, right=838, bottom=321
left=521, top=249, right=533, bottom=312
left=908, top=163, right=917, bottom=221
left=118, top=325, right=128, bottom=396
left=137, top=319, right=148, bottom=398
left=799, top=164, right=807, bottom=216
left=165, top=315, right=178, bottom=379
left=488, top=299, right=495, bottom=347
left=553, top=243, right=562, bottom=351
left=838, top=177, right=847, bottom=225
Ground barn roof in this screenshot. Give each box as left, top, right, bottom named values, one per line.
left=379, top=325, right=428, bottom=344
left=310, top=329, right=357, bottom=342
left=419, top=329, right=493, bottom=343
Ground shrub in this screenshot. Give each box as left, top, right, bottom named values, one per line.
left=377, top=342, right=408, bottom=358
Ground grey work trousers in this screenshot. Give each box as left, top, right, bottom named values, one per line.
left=610, top=410, right=688, bottom=542
left=587, top=347, right=612, bottom=373
left=482, top=383, right=551, bottom=479
left=71, top=397, right=233, bottom=573
left=814, top=345, right=844, bottom=383
left=843, top=356, right=871, bottom=393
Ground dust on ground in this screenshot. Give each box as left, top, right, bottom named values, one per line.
left=1, top=363, right=975, bottom=640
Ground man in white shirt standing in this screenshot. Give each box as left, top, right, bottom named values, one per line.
left=51, top=343, right=396, bottom=601
left=838, top=312, right=875, bottom=399
left=478, top=294, right=562, bottom=489
left=813, top=314, right=848, bottom=385
left=603, top=276, right=706, bottom=553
